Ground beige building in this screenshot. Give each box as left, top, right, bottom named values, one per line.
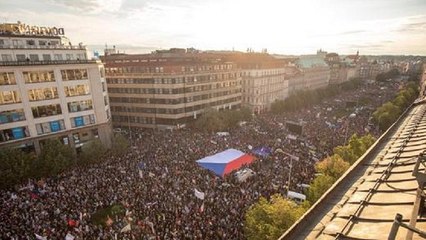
left=220, top=53, right=289, bottom=113
left=103, top=49, right=242, bottom=129
left=241, top=68, right=288, bottom=113
left=297, top=54, right=330, bottom=90
left=0, top=22, right=112, bottom=154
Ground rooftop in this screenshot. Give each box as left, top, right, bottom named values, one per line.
left=280, top=93, right=426, bottom=239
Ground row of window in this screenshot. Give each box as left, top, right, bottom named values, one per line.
left=107, top=74, right=240, bottom=85
left=36, top=114, right=96, bottom=135
left=0, top=84, right=91, bottom=105
left=108, top=81, right=239, bottom=95
left=110, top=96, right=240, bottom=115
left=106, top=64, right=235, bottom=74
left=0, top=70, right=89, bottom=85
left=0, top=114, right=97, bottom=141
left=0, top=39, right=59, bottom=47
left=109, top=89, right=240, bottom=105
left=112, top=102, right=241, bottom=126
left=0, top=53, right=86, bottom=62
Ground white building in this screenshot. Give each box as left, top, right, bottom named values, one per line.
left=0, top=22, right=112, bottom=153
left=242, top=68, right=289, bottom=113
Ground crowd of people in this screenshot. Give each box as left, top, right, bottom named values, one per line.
left=0, top=81, right=400, bottom=239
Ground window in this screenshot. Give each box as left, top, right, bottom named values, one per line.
left=76, top=53, right=86, bottom=60
left=0, top=40, right=4, bottom=45
left=64, top=84, right=90, bottom=97
left=70, top=114, right=95, bottom=128
left=12, top=40, right=20, bottom=47
left=0, top=91, right=21, bottom=105
left=104, top=96, right=108, bottom=106
left=16, top=54, right=26, bottom=61
left=23, top=71, right=55, bottom=83
left=28, top=87, right=59, bottom=101
left=67, top=100, right=93, bottom=113
left=0, top=109, right=25, bottom=124
left=0, top=72, right=16, bottom=85
left=1, top=54, right=12, bottom=61
left=36, top=120, right=65, bottom=135
left=61, top=69, right=88, bottom=81
left=26, top=40, right=35, bottom=46
left=0, top=126, right=30, bottom=142
left=54, top=54, right=63, bottom=61
left=29, top=54, right=39, bottom=61
left=66, top=54, right=74, bottom=60
left=42, top=54, right=51, bottom=61
left=39, top=40, right=47, bottom=46
left=32, top=104, right=62, bottom=118
left=101, top=82, right=106, bottom=92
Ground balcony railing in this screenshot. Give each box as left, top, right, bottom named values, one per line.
left=0, top=59, right=99, bottom=66
left=0, top=44, right=86, bottom=50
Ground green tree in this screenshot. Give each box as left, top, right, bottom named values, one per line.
left=333, top=134, right=376, bottom=164
left=111, top=134, right=129, bottom=156
left=80, top=139, right=107, bottom=165
left=244, top=194, right=306, bottom=240
left=315, top=154, right=350, bottom=179
left=34, top=139, right=75, bottom=177
left=0, top=148, right=35, bottom=189
left=306, top=175, right=335, bottom=203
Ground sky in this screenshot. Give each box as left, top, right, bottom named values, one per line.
left=1, top=0, right=426, bottom=55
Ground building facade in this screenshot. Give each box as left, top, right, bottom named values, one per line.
left=221, top=53, right=289, bottom=113
left=289, top=53, right=330, bottom=92
left=103, top=49, right=242, bottom=129
left=0, top=22, right=112, bottom=153
left=241, top=68, right=288, bottom=113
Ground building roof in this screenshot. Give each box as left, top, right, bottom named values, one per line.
left=297, top=55, right=328, bottom=68
left=280, top=95, right=426, bottom=240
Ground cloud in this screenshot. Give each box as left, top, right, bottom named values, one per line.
left=46, top=0, right=123, bottom=13
left=393, top=14, right=426, bottom=33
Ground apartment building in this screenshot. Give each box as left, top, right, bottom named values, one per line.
left=297, top=54, right=330, bottom=90
left=102, top=49, right=242, bottom=129
left=0, top=22, right=112, bottom=153
left=221, top=53, right=289, bottom=113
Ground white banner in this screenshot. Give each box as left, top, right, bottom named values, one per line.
left=194, top=189, right=205, bottom=200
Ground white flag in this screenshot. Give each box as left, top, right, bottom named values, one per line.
left=65, top=233, right=75, bottom=240
left=120, top=224, right=131, bottom=233
left=194, top=189, right=205, bottom=200
left=35, top=234, right=47, bottom=240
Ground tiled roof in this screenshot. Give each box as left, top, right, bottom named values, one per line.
left=280, top=96, right=426, bottom=240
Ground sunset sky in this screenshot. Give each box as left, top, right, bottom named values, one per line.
left=2, top=0, right=426, bottom=55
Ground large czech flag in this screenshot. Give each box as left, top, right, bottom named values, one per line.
left=196, top=149, right=256, bottom=177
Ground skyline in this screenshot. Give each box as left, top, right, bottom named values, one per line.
left=1, top=0, right=426, bottom=55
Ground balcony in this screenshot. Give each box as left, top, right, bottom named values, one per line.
left=0, top=44, right=86, bottom=50
left=0, top=59, right=99, bottom=66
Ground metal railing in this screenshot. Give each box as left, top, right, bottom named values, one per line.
left=0, top=44, right=86, bottom=50
left=388, top=213, right=426, bottom=239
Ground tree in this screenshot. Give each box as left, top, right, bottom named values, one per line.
left=111, top=134, right=129, bottom=156
left=372, top=102, right=401, bottom=131
left=244, top=194, right=306, bottom=240
left=0, top=148, right=35, bottom=189
left=34, top=139, right=75, bottom=178
left=306, top=175, right=335, bottom=203
left=80, top=139, right=107, bottom=165
left=315, top=154, right=350, bottom=179
left=333, top=134, right=376, bottom=164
